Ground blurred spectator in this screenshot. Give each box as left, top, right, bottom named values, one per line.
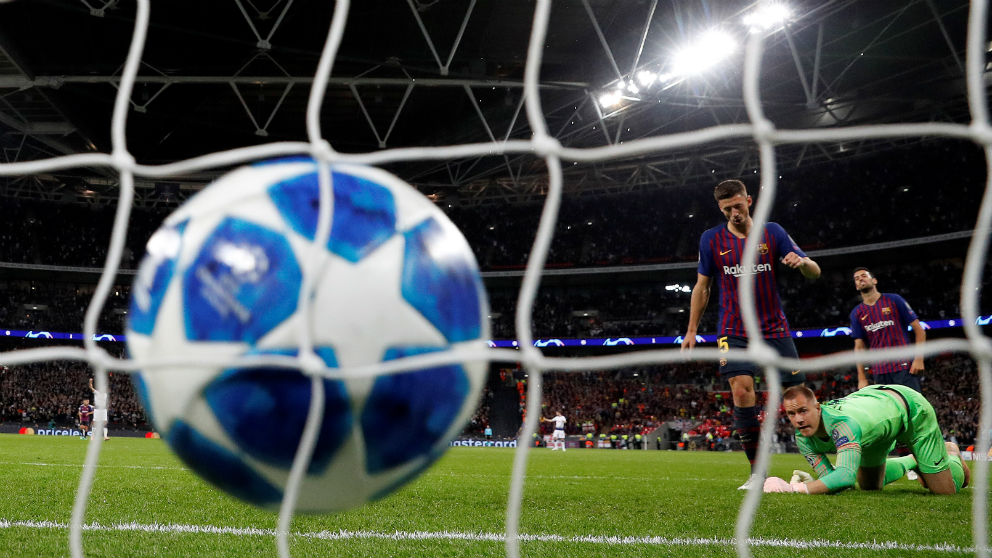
left=530, top=356, right=981, bottom=449
left=0, top=141, right=983, bottom=272
left=0, top=139, right=987, bottom=449
left=0, top=337, right=981, bottom=450
left=0, top=343, right=147, bottom=431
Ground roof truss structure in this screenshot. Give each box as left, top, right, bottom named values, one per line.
left=0, top=0, right=984, bottom=207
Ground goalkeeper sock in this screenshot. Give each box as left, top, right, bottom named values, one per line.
left=884, top=455, right=917, bottom=485
left=949, top=455, right=965, bottom=492
left=733, top=405, right=761, bottom=471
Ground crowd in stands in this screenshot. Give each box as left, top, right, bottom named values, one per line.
left=0, top=199, right=153, bottom=268
left=922, top=353, right=982, bottom=447
left=0, top=140, right=988, bottom=340
left=464, top=385, right=492, bottom=438
left=0, top=357, right=147, bottom=431
left=525, top=355, right=982, bottom=450
left=0, top=139, right=987, bottom=454
left=485, top=256, right=983, bottom=340
left=450, top=141, right=985, bottom=270
left=0, top=141, right=984, bottom=272
left=526, top=366, right=746, bottom=446
left=0, top=282, right=129, bottom=334
left=0, top=333, right=983, bottom=454
left=2, top=255, right=984, bottom=342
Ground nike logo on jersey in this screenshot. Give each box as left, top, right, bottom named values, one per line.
left=791, top=370, right=801, bottom=375
left=934, top=457, right=945, bottom=467
left=860, top=315, right=868, bottom=321
left=719, top=249, right=733, bottom=256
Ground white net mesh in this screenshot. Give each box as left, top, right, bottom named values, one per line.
left=0, top=1, right=989, bottom=558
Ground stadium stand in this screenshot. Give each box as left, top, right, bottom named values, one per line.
left=0, top=140, right=987, bottom=452
left=0, top=142, right=984, bottom=270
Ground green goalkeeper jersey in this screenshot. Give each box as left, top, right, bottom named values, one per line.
left=795, top=385, right=912, bottom=492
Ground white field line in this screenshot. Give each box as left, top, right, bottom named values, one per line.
left=0, top=518, right=973, bottom=554
left=0, top=461, right=187, bottom=471
left=2, top=462, right=710, bottom=480
left=433, top=472, right=718, bottom=482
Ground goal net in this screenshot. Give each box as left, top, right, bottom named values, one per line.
left=0, top=1, right=989, bottom=558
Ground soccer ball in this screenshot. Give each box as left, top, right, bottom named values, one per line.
left=126, top=157, right=490, bottom=512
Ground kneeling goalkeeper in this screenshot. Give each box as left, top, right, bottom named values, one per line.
left=765, top=384, right=969, bottom=495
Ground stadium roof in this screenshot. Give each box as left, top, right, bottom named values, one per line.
left=0, top=0, right=984, bottom=206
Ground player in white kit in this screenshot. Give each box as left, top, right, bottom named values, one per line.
left=89, top=378, right=110, bottom=441
left=543, top=410, right=567, bottom=451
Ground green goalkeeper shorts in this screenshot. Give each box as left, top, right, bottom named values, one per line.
left=893, top=386, right=950, bottom=476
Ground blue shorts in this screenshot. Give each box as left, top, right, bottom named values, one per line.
left=871, top=368, right=922, bottom=392
left=718, top=335, right=805, bottom=386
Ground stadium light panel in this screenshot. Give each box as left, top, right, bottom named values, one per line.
left=742, top=3, right=792, bottom=32
left=636, top=70, right=657, bottom=87
left=598, top=91, right=621, bottom=108
left=670, top=29, right=738, bottom=78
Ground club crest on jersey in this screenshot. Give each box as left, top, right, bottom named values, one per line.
left=757, top=243, right=769, bottom=255
left=882, top=307, right=891, bottom=315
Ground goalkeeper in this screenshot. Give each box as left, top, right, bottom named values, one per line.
left=764, top=384, right=969, bottom=495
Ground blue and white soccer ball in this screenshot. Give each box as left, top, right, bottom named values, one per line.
left=126, top=157, right=490, bottom=512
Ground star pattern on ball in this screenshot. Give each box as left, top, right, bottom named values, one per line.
left=309, top=232, right=447, bottom=368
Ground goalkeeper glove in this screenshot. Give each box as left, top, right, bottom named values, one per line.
left=790, top=469, right=814, bottom=484
left=763, top=476, right=809, bottom=494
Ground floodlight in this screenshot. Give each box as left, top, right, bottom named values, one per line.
left=636, top=70, right=657, bottom=87
left=670, top=29, right=738, bottom=77
left=598, top=91, right=621, bottom=108
left=743, top=3, right=792, bottom=32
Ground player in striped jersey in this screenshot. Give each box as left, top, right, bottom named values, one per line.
left=850, top=267, right=926, bottom=392
left=681, top=179, right=820, bottom=490
left=764, top=385, right=968, bottom=495
left=78, top=399, right=93, bottom=440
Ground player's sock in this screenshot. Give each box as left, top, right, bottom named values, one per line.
left=949, top=455, right=966, bottom=492
left=884, top=454, right=917, bottom=485
left=733, top=405, right=761, bottom=472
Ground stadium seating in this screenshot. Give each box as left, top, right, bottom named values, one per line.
left=0, top=141, right=985, bottom=448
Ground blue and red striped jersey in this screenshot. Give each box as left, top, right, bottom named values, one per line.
left=849, top=293, right=919, bottom=375
left=697, top=222, right=805, bottom=338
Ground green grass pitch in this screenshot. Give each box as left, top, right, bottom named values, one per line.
left=0, top=434, right=983, bottom=557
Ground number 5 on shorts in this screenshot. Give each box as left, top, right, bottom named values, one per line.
left=718, top=336, right=729, bottom=353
